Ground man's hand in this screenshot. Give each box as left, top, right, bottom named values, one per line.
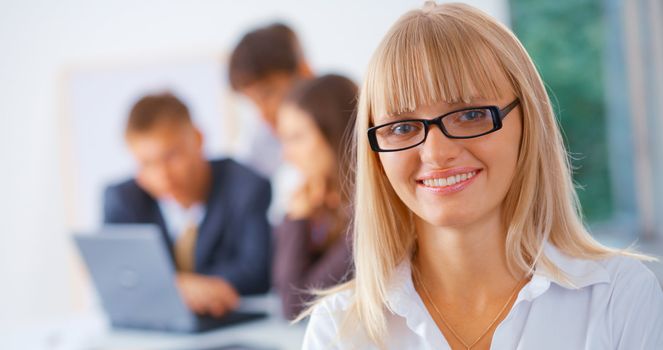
left=175, top=273, right=240, bottom=317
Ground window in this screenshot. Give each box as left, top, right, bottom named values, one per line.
left=510, top=0, right=663, bottom=282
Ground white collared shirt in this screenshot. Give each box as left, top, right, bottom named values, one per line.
left=302, top=243, right=663, bottom=349
left=157, top=199, right=206, bottom=241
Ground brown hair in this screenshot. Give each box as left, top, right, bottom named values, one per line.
left=285, top=74, right=358, bottom=173
left=125, top=93, right=192, bottom=136
left=228, top=23, right=302, bottom=91
left=284, top=74, right=358, bottom=246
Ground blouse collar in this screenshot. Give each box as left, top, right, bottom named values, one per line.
left=384, top=241, right=611, bottom=341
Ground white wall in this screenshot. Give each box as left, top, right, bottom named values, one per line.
left=0, top=0, right=509, bottom=328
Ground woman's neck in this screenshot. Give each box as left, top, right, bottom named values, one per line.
left=413, top=212, right=522, bottom=303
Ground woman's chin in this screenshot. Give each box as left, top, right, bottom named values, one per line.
left=416, top=210, right=481, bottom=230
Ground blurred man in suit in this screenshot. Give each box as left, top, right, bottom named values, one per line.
left=103, top=93, right=271, bottom=317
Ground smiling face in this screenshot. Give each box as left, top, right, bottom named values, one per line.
left=375, top=94, right=522, bottom=229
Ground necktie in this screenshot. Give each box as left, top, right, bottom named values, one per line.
left=174, top=221, right=198, bottom=272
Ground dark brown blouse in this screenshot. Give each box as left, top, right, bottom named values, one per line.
left=272, top=216, right=353, bottom=319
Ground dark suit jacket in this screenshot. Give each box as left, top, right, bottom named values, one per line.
left=103, top=158, right=272, bottom=295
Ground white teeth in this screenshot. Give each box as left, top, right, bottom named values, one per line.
left=422, top=171, right=476, bottom=188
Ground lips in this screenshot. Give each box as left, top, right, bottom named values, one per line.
left=421, top=170, right=477, bottom=187
left=416, top=168, right=482, bottom=193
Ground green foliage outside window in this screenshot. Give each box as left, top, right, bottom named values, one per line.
left=510, top=0, right=613, bottom=222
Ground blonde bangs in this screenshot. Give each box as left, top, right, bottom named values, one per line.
left=366, top=9, right=514, bottom=121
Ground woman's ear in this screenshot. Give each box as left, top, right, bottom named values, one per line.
left=193, top=127, right=204, bottom=150
left=298, top=60, right=314, bottom=79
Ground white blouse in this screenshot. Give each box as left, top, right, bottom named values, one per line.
left=302, top=243, right=663, bottom=349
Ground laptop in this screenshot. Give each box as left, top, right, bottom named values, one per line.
left=73, top=224, right=266, bottom=333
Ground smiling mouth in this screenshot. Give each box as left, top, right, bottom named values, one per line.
left=417, top=170, right=479, bottom=188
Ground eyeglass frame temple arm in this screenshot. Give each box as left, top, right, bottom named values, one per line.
left=499, top=99, right=520, bottom=120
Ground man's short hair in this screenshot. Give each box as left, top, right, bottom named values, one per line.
left=228, top=23, right=301, bottom=91
left=125, top=93, right=192, bottom=136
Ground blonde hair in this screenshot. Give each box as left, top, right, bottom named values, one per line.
left=301, top=1, right=653, bottom=345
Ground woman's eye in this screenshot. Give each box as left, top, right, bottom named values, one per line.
left=389, top=122, right=420, bottom=135
left=459, top=110, right=487, bottom=121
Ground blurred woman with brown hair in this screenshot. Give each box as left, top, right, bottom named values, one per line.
left=273, top=74, right=358, bottom=319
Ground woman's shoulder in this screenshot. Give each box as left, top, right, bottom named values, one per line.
left=594, top=254, right=663, bottom=347
left=309, top=288, right=355, bottom=317
left=597, top=253, right=660, bottom=289
left=546, top=243, right=659, bottom=291
left=578, top=253, right=662, bottom=302
left=545, top=244, right=661, bottom=316
left=303, top=288, right=361, bottom=349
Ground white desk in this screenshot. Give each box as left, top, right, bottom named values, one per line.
left=3, top=295, right=306, bottom=350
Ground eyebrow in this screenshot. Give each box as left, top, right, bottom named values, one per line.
left=379, top=104, right=459, bottom=122
left=380, top=113, right=415, bottom=122
left=383, top=98, right=499, bottom=120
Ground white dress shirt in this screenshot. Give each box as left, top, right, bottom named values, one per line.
left=302, top=243, right=663, bottom=349
left=157, top=199, right=205, bottom=241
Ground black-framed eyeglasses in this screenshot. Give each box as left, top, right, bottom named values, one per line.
left=367, top=99, right=520, bottom=152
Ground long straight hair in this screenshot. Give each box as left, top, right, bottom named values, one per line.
left=302, top=2, right=652, bottom=345
left=284, top=74, right=358, bottom=248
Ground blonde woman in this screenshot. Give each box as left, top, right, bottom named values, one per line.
left=302, top=2, right=663, bottom=349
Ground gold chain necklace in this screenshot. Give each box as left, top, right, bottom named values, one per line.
left=413, top=265, right=527, bottom=350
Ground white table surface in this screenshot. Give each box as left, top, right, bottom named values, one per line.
left=2, top=295, right=306, bottom=350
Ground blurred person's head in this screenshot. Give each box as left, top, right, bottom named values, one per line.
left=277, top=74, right=357, bottom=198
left=124, top=93, right=210, bottom=207
left=229, top=23, right=314, bottom=130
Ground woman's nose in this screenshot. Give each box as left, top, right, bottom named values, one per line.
left=419, top=125, right=462, bottom=165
